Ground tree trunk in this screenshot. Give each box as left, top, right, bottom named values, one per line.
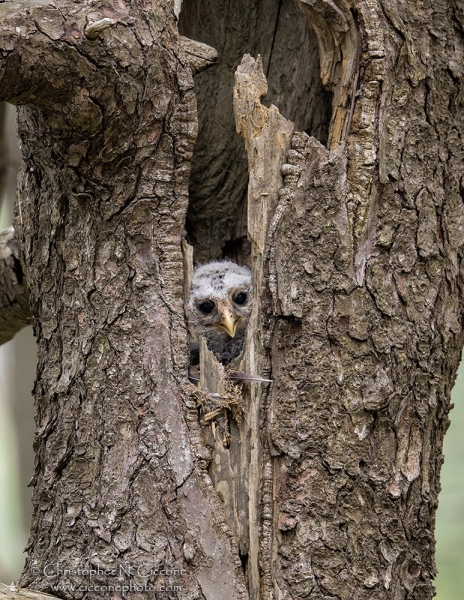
left=1, top=1, right=246, bottom=598
left=0, top=1, right=463, bottom=600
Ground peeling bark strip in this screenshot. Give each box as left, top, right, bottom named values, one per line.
left=0, top=2, right=246, bottom=599
left=0, top=227, right=30, bottom=345
left=297, top=0, right=360, bottom=149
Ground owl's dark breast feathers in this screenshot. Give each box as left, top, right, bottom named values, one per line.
left=204, top=329, right=245, bottom=364
left=190, top=324, right=246, bottom=366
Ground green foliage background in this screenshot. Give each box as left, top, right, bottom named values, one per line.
left=435, top=362, right=464, bottom=599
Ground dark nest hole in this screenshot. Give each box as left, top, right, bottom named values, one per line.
left=179, top=0, right=333, bottom=266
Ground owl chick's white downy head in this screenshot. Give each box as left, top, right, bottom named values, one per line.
left=187, top=260, right=252, bottom=364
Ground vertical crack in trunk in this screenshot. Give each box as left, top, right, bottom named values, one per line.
left=265, top=0, right=284, bottom=79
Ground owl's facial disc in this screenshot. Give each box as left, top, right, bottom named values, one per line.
left=215, top=305, right=241, bottom=338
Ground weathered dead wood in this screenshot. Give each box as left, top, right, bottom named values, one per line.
left=185, top=51, right=296, bottom=597
left=234, top=53, right=294, bottom=599
left=0, top=227, right=30, bottom=345
left=186, top=257, right=250, bottom=584
left=182, top=237, right=194, bottom=308
left=197, top=337, right=248, bottom=551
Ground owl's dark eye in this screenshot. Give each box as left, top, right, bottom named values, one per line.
left=198, top=301, right=215, bottom=314
left=233, top=292, right=247, bottom=306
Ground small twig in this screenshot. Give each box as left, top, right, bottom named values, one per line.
left=203, top=407, right=224, bottom=422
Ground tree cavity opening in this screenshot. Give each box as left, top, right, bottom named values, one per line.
left=178, top=0, right=333, bottom=266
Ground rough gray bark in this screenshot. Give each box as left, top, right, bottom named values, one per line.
left=0, top=1, right=246, bottom=599
left=229, top=2, right=464, bottom=599
left=0, top=1, right=463, bottom=600
left=188, top=0, right=464, bottom=598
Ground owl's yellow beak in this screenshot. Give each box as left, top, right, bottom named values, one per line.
left=216, top=306, right=240, bottom=337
